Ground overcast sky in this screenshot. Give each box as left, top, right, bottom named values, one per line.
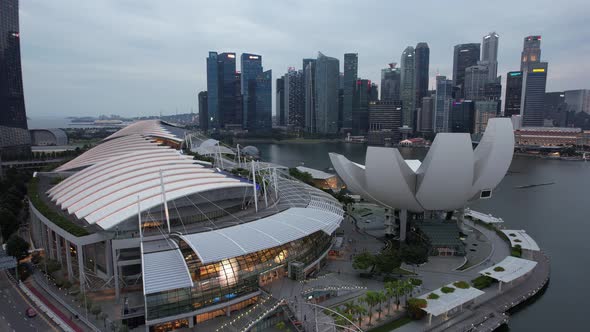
left=20, top=0, right=590, bottom=119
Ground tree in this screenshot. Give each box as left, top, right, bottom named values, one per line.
left=375, top=249, right=402, bottom=275
left=6, top=234, right=29, bottom=259
left=90, top=305, right=102, bottom=319
left=0, top=208, right=18, bottom=240
left=361, top=291, right=381, bottom=326
left=352, top=303, right=367, bottom=328
left=406, top=298, right=427, bottom=320
left=352, top=252, right=376, bottom=273
left=400, top=244, right=428, bottom=266
left=384, top=281, right=397, bottom=316
left=375, top=291, right=387, bottom=321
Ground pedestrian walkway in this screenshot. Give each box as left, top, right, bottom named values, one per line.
left=24, top=282, right=84, bottom=332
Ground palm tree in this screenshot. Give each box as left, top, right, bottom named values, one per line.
left=333, top=307, right=353, bottom=329
left=343, top=301, right=356, bottom=316
left=361, top=291, right=380, bottom=326
left=384, top=281, right=395, bottom=316
left=352, top=303, right=367, bottom=329
left=376, top=291, right=387, bottom=321
left=403, top=279, right=416, bottom=306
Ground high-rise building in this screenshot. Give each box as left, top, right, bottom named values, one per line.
left=368, top=100, right=403, bottom=145
left=504, top=71, right=523, bottom=117
left=521, top=35, right=541, bottom=72
left=240, top=53, right=263, bottom=129
left=342, top=53, right=358, bottom=131
left=415, top=42, right=430, bottom=108
left=247, top=70, right=272, bottom=132
left=0, top=0, right=31, bottom=158
left=474, top=100, right=499, bottom=135
left=400, top=46, right=416, bottom=130
left=521, top=62, right=548, bottom=127
left=381, top=63, right=401, bottom=101
left=482, top=32, right=499, bottom=81
left=449, top=100, right=475, bottom=133
left=453, top=43, right=481, bottom=96
left=544, top=92, right=567, bottom=126
left=276, top=77, right=286, bottom=126
left=434, top=75, right=453, bottom=133
left=464, top=65, right=489, bottom=101
left=484, top=82, right=502, bottom=101
left=314, top=53, right=339, bottom=134
left=352, top=79, right=371, bottom=135
left=198, top=91, right=208, bottom=132
left=206, top=52, right=220, bottom=130
left=369, top=83, right=379, bottom=102
left=284, top=69, right=305, bottom=130
left=564, top=89, right=590, bottom=114
left=420, top=96, right=435, bottom=133
left=304, top=59, right=316, bottom=133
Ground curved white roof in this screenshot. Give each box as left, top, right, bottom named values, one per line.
left=49, top=149, right=251, bottom=230
left=418, top=282, right=485, bottom=316
left=501, top=230, right=540, bottom=251
left=177, top=207, right=343, bottom=264
left=104, top=119, right=184, bottom=142
left=330, top=118, right=515, bottom=212
left=142, top=244, right=194, bottom=295
left=479, top=256, right=537, bottom=283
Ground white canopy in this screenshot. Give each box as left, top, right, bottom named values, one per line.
left=479, top=256, right=537, bottom=283
left=464, top=208, right=504, bottom=224
left=501, top=230, right=540, bottom=251
left=418, top=283, right=485, bottom=316
left=142, top=243, right=194, bottom=295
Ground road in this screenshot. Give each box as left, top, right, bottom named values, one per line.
left=0, top=273, right=58, bottom=332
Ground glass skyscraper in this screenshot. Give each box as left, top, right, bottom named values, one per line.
left=381, top=63, right=401, bottom=101
left=314, top=52, right=339, bottom=134
left=400, top=46, right=416, bottom=129
left=240, top=53, right=263, bottom=129
left=434, top=75, right=453, bottom=133
left=415, top=43, right=430, bottom=109
left=342, top=53, right=358, bottom=132
left=521, top=62, right=548, bottom=127
left=504, top=71, right=523, bottom=117
left=521, top=35, right=541, bottom=72
left=452, top=43, right=481, bottom=97
left=482, top=32, right=499, bottom=81
left=206, top=52, right=220, bottom=130
left=247, top=70, right=272, bottom=132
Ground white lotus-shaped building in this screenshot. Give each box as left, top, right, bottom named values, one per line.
left=329, top=118, right=514, bottom=213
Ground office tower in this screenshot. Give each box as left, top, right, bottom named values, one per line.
left=304, top=59, right=316, bottom=133
left=400, top=46, right=416, bottom=129
left=276, top=77, right=285, bottom=126
left=368, top=100, right=403, bottom=145
left=521, top=35, right=542, bottom=72
left=198, top=91, right=208, bottom=131
left=314, top=53, right=339, bottom=134
left=564, top=89, right=590, bottom=114
left=240, top=53, right=263, bottom=129
left=415, top=42, right=430, bottom=108
left=474, top=101, right=499, bottom=134
left=420, top=96, right=434, bottom=133
left=206, top=52, right=220, bottom=129
left=544, top=92, right=567, bottom=126
left=464, top=65, right=489, bottom=101
left=449, top=100, right=475, bottom=133
left=247, top=70, right=272, bottom=132
left=0, top=0, right=30, bottom=158
left=369, top=83, right=379, bottom=102
left=284, top=69, right=305, bottom=130
left=352, top=79, right=370, bottom=135
left=484, top=82, right=502, bottom=101
left=482, top=32, right=499, bottom=81
left=381, top=63, right=401, bottom=101
left=342, top=53, right=358, bottom=131
left=434, top=75, right=453, bottom=132
left=453, top=43, right=481, bottom=96
left=505, top=71, right=523, bottom=117
left=521, top=62, right=548, bottom=127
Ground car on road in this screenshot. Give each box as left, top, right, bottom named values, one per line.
left=25, top=307, right=37, bottom=318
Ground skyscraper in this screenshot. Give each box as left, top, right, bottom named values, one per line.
left=474, top=101, right=499, bottom=135
left=544, top=92, right=567, bottom=126
left=521, top=35, right=541, bottom=72
left=449, top=100, right=475, bottom=133
left=284, top=68, right=305, bottom=130
left=219, top=53, right=242, bottom=129
left=206, top=52, right=220, bottom=130
left=380, top=63, right=401, bottom=101
left=420, top=96, right=435, bottom=133
left=247, top=70, right=272, bottom=132
left=464, top=65, right=489, bottom=101
left=276, top=77, right=285, bottom=126
left=400, top=46, right=416, bottom=129
left=352, top=79, right=370, bottom=135
left=369, top=82, right=379, bottom=102
left=314, top=53, right=339, bottom=134
left=521, top=62, right=548, bottom=127
left=453, top=43, right=481, bottom=96
left=368, top=100, right=403, bottom=145
left=198, top=91, right=208, bottom=132
left=304, top=59, right=317, bottom=133
left=415, top=42, right=430, bottom=108
left=434, top=75, right=453, bottom=133
left=342, top=53, right=358, bottom=132
left=482, top=32, right=499, bottom=81
left=504, top=71, right=523, bottom=117
left=240, top=53, right=263, bottom=129
left=0, top=0, right=27, bottom=131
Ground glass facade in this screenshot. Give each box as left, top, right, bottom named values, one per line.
left=145, top=231, right=332, bottom=321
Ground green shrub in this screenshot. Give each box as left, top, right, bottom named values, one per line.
left=493, top=266, right=505, bottom=272
left=509, top=233, right=516, bottom=237
left=453, top=281, right=470, bottom=289
left=441, top=286, right=455, bottom=294
left=407, top=298, right=427, bottom=320
left=427, top=293, right=440, bottom=300
left=27, top=178, right=89, bottom=237
left=472, top=275, right=495, bottom=290
left=410, top=278, right=423, bottom=286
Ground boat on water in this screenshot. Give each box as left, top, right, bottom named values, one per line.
left=515, top=182, right=555, bottom=189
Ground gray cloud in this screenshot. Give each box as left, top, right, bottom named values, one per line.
left=19, top=0, right=590, bottom=117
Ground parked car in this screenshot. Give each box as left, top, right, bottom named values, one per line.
left=25, top=308, right=37, bottom=318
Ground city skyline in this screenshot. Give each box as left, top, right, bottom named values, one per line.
left=17, top=0, right=590, bottom=118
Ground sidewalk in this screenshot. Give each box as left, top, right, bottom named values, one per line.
left=24, top=281, right=84, bottom=332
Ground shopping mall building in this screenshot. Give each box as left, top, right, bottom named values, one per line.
left=28, top=120, right=344, bottom=331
